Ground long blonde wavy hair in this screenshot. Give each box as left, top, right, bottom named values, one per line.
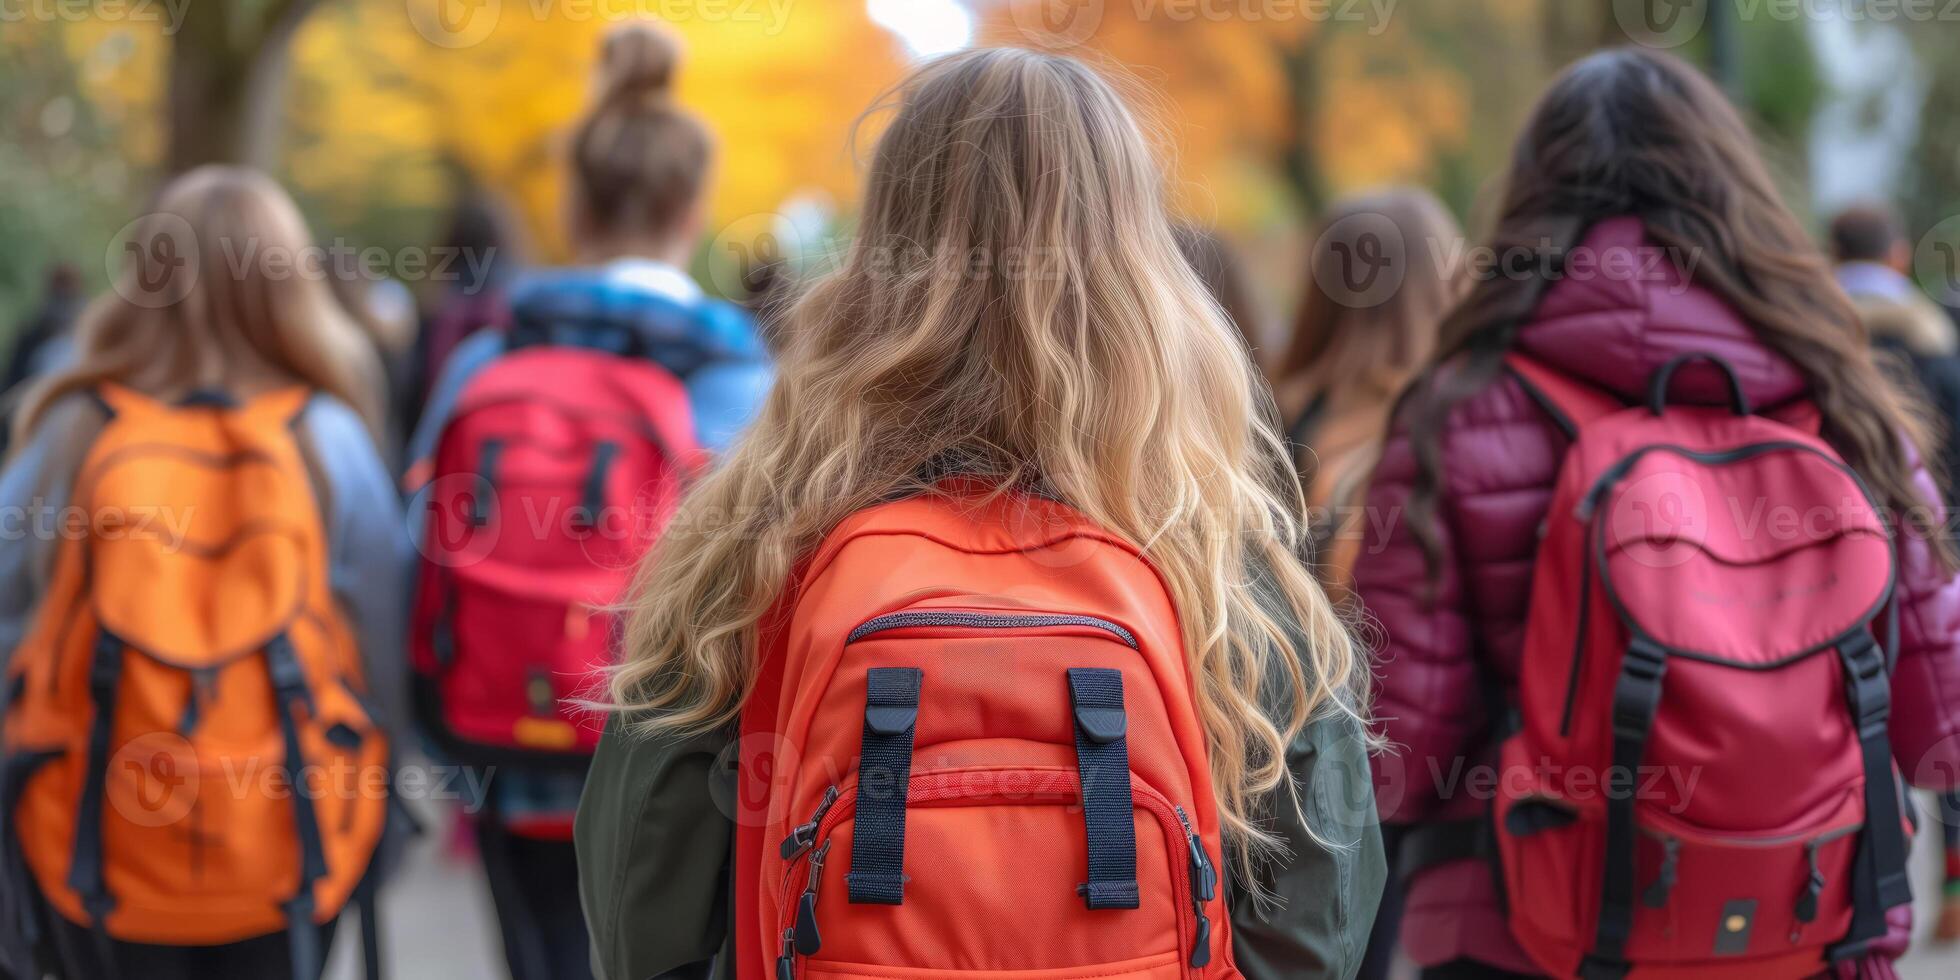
left=611, top=48, right=1365, bottom=866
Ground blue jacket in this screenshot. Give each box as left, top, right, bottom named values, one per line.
left=408, top=259, right=773, bottom=468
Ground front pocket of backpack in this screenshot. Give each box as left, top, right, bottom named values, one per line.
left=1623, top=789, right=1862, bottom=964
left=781, top=766, right=1192, bottom=976
left=1495, top=793, right=1596, bottom=950
left=803, top=949, right=1183, bottom=980
left=443, top=575, right=615, bottom=751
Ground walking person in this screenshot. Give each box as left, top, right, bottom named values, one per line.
left=0, top=166, right=408, bottom=980
left=575, top=47, right=1384, bottom=980
left=1275, top=189, right=1462, bottom=596
left=1828, top=201, right=1960, bottom=944
left=403, top=22, right=771, bottom=980
left=1358, top=49, right=1960, bottom=978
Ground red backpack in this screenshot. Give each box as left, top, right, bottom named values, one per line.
left=732, top=489, right=1238, bottom=980
left=1492, top=351, right=1912, bottom=978
left=410, top=339, right=699, bottom=769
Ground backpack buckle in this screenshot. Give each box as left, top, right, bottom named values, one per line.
left=1072, top=703, right=1126, bottom=744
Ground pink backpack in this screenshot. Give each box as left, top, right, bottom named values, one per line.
left=1492, top=351, right=1911, bottom=978
left=410, top=341, right=700, bottom=767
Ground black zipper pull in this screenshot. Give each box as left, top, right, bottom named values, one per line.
left=1795, top=840, right=1826, bottom=924
left=1642, top=836, right=1680, bottom=909
left=793, top=840, right=830, bottom=956
left=1176, top=805, right=1215, bottom=967
left=780, top=786, right=840, bottom=861
left=776, top=928, right=796, bottom=980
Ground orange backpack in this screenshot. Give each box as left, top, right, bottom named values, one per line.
left=1, top=385, right=388, bottom=975
left=739, top=489, right=1239, bottom=980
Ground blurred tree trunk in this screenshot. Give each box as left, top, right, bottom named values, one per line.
left=1277, top=28, right=1332, bottom=219
left=165, top=0, right=324, bottom=173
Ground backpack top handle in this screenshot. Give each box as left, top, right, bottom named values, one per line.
left=1647, top=351, right=1752, bottom=417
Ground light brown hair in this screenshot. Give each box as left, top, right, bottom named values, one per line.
left=568, top=23, right=714, bottom=249
left=14, top=165, right=383, bottom=444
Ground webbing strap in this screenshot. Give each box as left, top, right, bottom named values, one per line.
left=1068, top=668, right=1140, bottom=910
left=846, top=667, right=921, bottom=905
left=267, top=633, right=330, bottom=980
left=469, top=438, right=504, bottom=526
left=1582, top=636, right=1667, bottom=980
left=573, top=441, right=620, bottom=529
left=1829, top=630, right=1913, bottom=961
left=67, top=630, right=124, bottom=926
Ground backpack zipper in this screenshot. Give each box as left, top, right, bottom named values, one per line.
left=847, top=610, right=1138, bottom=648
left=774, top=768, right=1201, bottom=972
left=1557, top=543, right=1593, bottom=737
left=1173, top=804, right=1217, bottom=968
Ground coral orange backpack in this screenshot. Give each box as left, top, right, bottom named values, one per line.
left=736, top=490, right=1238, bottom=980
left=1, top=386, right=388, bottom=978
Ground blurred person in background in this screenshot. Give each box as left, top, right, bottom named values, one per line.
left=1275, top=189, right=1461, bottom=596
left=1273, top=188, right=1460, bottom=980
left=1174, top=223, right=1270, bottom=365
left=576, top=46, right=1381, bottom=980
left=403, top=22, right=771, bottom=980
left=411, top=184, right=523, bottom=427
left=0, top=166, right=408, bottom=980
left=3, top=264, right=85, bottom=394
left=1829, top=201, right=1960, bottom=942
left=1357, top=49, right=1960, bottom=978
left=0, top=264, right=86, bottom=458
left=333, top=271, right=419, bottom=464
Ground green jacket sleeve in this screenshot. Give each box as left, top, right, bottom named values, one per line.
left=1228, top=705, right=1387, bottom=979
left=575, top=713, right=736, bottom=980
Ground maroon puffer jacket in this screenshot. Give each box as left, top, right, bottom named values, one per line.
left=1357, top=217, right=1960, bottom=974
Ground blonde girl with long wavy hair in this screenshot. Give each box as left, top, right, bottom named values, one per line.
left=0, top=166, right=408, bottom=978
left=574, top=47, right=1383, bottom=979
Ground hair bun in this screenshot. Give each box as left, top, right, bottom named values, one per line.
left=598, top=22, right=680, bottom=107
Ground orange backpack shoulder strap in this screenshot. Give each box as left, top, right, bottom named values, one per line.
left=1503, top=351, right=1625, bottom=439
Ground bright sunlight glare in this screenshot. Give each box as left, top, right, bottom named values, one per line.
left=866, top=0, right=976, bottom=59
